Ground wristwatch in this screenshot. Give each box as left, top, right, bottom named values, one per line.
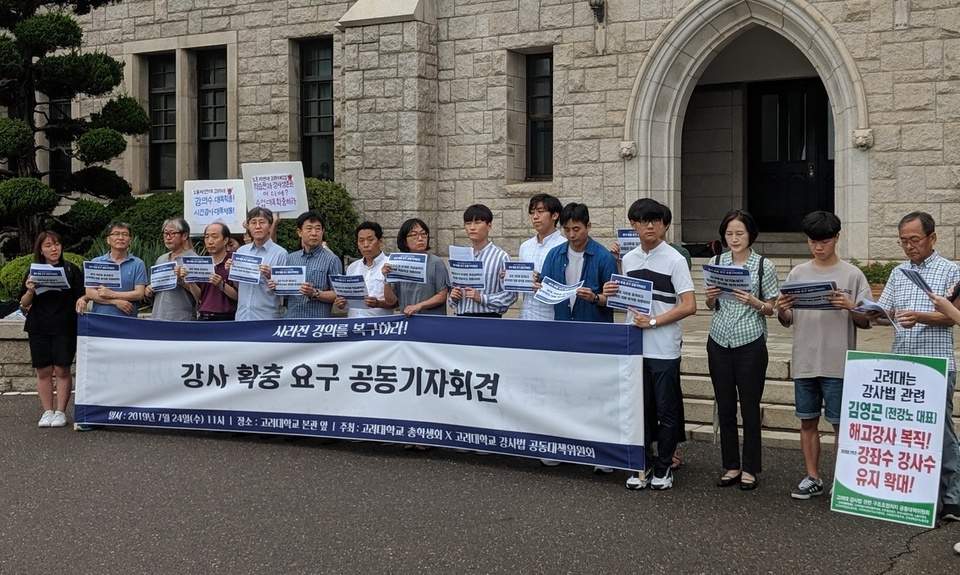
left=649, top=318, right=658, bottom=328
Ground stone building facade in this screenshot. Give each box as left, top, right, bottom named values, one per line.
left=74, top=0, right=960, bottom=259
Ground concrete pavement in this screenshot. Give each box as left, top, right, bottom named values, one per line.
left=1, top=395, right=957, bottom=575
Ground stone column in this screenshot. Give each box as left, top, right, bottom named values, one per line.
left=339, top=13, right=438, bottom=249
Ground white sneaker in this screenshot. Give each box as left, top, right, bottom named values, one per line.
left=651, top=469, right=674, bottom=490
left=625, top=469, right=653, bottom=490
left=540, top=459, right=561, bottom=467
left=50, top=411, right=67, bottom=427
left=37, top=410, right=54, bottom=428
left=593, top=466, right=614, bottom=474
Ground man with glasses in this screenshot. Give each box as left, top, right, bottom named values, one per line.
left=876, top=211, right=960, bottom=521
left=518, top=194, right=566, bottom=321
left=146, top=217, right=198, bottom=321
left=77, top=221, right=147, bottom=317
left=230, top=207, right=288, bottom=320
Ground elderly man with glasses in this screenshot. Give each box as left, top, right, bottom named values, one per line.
left=145, top=217, right=199, bottom=321
left=77, top=221, right=147, bottom=317
left=875, top=211, right=960, bottom=522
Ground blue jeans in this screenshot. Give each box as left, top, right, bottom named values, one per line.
left=794, top=377, right=843, bottom=425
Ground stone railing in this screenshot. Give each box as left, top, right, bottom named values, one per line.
left=0, top=321, right=38, bottom=392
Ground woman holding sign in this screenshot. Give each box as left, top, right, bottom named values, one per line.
left=18, top=231, right=85, bottom=428
left=382, top=218, right=450, bottom=317
left=704, top=210, right=780, bottom=490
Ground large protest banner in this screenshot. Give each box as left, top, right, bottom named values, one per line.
left=831, top=351, right=947, bottom=528
left=76, top=314, right=646, bottom=471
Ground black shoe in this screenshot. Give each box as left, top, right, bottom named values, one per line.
left=942, top=503, right=960, bottom=521
left=739, top=474, right=759, bottom=491
left=717, top=471, right=741, bottom=487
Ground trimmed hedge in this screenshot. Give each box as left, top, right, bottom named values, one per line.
left=117, top=191, right=184, bottom=241
left=275, top=179, right=360, bottom=258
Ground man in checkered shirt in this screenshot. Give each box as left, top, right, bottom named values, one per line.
left=877, top=211, right=960, bottom=522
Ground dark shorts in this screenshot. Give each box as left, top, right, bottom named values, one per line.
left=28, top=332, right=77, bottom=368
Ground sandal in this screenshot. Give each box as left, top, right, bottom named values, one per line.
left=739, top=473, right=759, bottom=491
left=716, top=470, right=741, bottom=487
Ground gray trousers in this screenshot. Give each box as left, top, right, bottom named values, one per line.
left=942, top=372, right=959, bottom=506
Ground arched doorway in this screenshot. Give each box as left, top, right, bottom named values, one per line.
left=621, top=0, right=873, bottom=259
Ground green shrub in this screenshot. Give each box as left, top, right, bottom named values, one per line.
left=0, top=36, right=23, bottom=80
left=75, top=127, right=126, bottom=164
left=92, top=95, right=150, bottom=136
left=106, top=193, right=137, bottom=217
left=0, top=117, right=34, bottom=158
left=0, top=251, right=85, bottom=301
left=68, top=166, right=132, bottom=199
left=14, top=13, right=82, bottom=54
left=0, top=177, right=59, bottom=219
left=851, top=259, right=899, bottom=285
left=275, top=179, right=360, bottom=258
left=35, top=51, right=123, bottom=99
left=117, top=191, right=184, bottom=241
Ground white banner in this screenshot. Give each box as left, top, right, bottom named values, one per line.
left=76, top=314, right=646, bottom=471
left=832, top=351, right=947, bottom=528
left=184, top=179, right=246, bottom=233
left=241, top=161, right=309, bottom=218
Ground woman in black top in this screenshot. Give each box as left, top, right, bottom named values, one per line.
left=19, top=231, right=85, bottom=428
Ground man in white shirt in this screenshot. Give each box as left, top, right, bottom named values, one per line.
left=518, top=194, right=566, bottom=320
left=336, top=221, right=391, bottom=318
left=604, top=199, right=696, bottom=491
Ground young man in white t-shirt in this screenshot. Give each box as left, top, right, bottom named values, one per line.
left=518, top=194, right=567, bottom=320
left=603, top=199, right=696, bottom=490
left=777, top=211, right=871, bottom=499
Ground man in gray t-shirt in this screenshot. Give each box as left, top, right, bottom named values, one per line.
left=147, top=217, right=198, bottom=321
left=777, top=211, right=870, bottom=500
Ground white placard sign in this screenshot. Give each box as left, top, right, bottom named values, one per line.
left=83, top=261, right=122, bottom=289
left=702, top=264, right=751, bottom=300
left=181, top=256, right=215, bottom=284
left=29, top=264, right=70, bottom=294
left=184, top=179, right=246, bottom=233
left=832, top=351, right=947, bottom=528
left=503, top=262, right=535, bottom=293
left=606, top=274, right=653, bottom=314
left=241, top=161, right=308, bottom=218
left=228, top=253, right=263, bottom=285
left=150, top=262, right=178, bottom=292
left=534, top=276, right=584, bottom=305
left=271, top=266, right=306, bottom=296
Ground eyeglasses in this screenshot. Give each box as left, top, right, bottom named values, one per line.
left=406, top=231, right=428, bottom=239
left=109, top=232, right=131, bottom=238
left=162, top=231, right=184, bottom=237
left=898, top=235, right=930, bottom=247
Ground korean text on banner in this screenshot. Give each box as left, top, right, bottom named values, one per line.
left=150, top=262, right=178, bottom=292
left=449, top=260, right=485, bottom=289
left=503, top=262, right=535, bottom=293
left=184, top=179, right=246, bottom=232
left=831, top=351, right=947, bottom=528
left=75, top=314, right=646, bottom=471
left=271, top=266, right=306, bottom=296
left=606, top=274, right=653, bottom=313
left=779, top=281, right=838, bottom=310
left=534, top=276, right=583, bottom=305
left=83, top=261, right=122, bottom=289
left=385, top=253, right=427, bottom=284
left=182, top=256, right=214, bottom=283
left=702, top=264, right=751, bottom=300
left=29, top=264, right=70, bottom=294
left=241, top=162, right=308, bottom=218
left=617, top=229, right=640, bottom=256
left=228, top=253, right=263, bottom=285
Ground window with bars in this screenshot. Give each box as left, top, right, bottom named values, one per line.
left=149, top=54, right=176, bottom=190
left=301, top=39, right=334, bottom=181
left=47, top=98, right=72, bottom=192
left=198, top=49, right=227, bottom=180
left=526, top=53, right=553, bottom=181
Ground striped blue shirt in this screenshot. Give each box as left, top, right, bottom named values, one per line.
left=449, top=241, right=516, bottom=315
left=284, top=246, right=343, bottom=319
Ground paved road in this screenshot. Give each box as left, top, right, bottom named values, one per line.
left=0, top=396, right=956, bottom=575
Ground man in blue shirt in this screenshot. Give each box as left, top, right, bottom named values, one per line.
left=77, top=221, right=147, bottom=317
left=282, top=210, right=342, bottom=319
left=230, top=207, right=288, bottom=320
left=540, top=203, right=618, bottom=323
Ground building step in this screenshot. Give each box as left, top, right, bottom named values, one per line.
left=682, top=354, right=791, bottom=380
left=684, top=423, right=834, bottom=451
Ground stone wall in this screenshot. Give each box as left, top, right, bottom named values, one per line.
left=73, top=0, right=960, bottom=259
left=0, top=322, right=39, bottom=393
